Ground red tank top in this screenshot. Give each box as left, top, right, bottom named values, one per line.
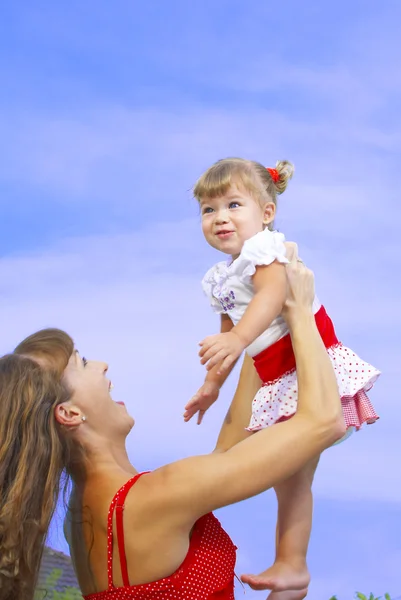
left=83, top=473, right=237, bottom=599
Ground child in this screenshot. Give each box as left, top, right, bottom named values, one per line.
left=184, top=158, right=380, bottom=599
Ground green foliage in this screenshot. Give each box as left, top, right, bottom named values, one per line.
left=329, top=594, right=393, bottom=600
left=355, top=594, right=392, bottom=600
left=36, top=570, right=396, bottom=600
left=34, top=568, right=83, bottom=600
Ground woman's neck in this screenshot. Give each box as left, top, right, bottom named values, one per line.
left=71, top=436, right=136, bottom=485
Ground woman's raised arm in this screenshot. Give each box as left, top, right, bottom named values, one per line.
left=157, top=256, right=345, bottom=522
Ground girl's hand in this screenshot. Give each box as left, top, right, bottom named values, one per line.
left=184, top=381, right=220, bottom=425
left=199, top=331, right=245, bottom=373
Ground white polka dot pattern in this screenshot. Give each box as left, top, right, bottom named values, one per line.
left=84, top=476, right=237, bottom=600
left=247, top=343, right=380, bottom=432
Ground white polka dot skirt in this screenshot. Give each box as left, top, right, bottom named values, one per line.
left=247, top=343, right=380, bottom=433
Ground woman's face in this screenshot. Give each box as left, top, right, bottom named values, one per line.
left=60, top=350, right=134, bottom=437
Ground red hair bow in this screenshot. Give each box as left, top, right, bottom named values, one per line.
left=267, top=167, right=280, bottom=183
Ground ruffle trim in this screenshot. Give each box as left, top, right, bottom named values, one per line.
left=201, top=230, right=289, bottom=312
left=247, top=343, right=380, bottom=432
left=231, top=230, right=289, bottom=285
left=201, top=262, right=228, bottom=314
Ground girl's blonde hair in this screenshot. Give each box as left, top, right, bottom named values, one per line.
left=0, top=328, right=77, bottom=600
left=193, top=157, right=294, bottom=229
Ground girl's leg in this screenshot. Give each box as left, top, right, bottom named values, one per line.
left=241, top=456, right=319, bottom=594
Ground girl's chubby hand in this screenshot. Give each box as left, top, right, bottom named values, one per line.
left=198, top=331, right=245, bottom=374
left=183, top=380, right=220, bottom=425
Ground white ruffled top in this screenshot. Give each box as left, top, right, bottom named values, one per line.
left=202, top=229, right=321, bottom=357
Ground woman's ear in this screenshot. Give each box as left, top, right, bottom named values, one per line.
left=55, top=402, right=83, bottom=428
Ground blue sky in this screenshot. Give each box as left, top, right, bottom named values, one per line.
left=1, top=1, right=401, bottom=598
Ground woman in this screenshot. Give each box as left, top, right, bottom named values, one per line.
left=0, top=255, right=345, bottom=600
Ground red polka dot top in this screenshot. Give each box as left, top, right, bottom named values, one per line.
left=83, top=472, right=237, bottom=600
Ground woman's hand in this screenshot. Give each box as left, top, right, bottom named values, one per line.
left=282, top=244, right=315, bottom=327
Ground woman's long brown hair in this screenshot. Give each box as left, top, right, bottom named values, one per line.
left=0, top=328, right=75, bottom=600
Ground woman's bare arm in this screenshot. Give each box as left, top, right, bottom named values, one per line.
left=213, top=353, right=259, bottom=452
left=157, top=259, right=345, bottom=522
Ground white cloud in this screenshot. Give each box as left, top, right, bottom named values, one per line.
left=2, top=0, right=400, bottom=212
left=1, top=95, right=400, bottom=210
left=1, top=2, right=400, bottom=595
left=0, top=217, right=399, bottom=505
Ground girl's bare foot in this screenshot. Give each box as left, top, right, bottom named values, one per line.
left=241, top=559, right=310, bottom=591
left=267, top=588, right=308, bottom=600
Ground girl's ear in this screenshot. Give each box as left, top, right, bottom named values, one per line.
left=263, top=202, right=276, bottom=225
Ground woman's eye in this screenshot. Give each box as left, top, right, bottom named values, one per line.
left=82, top=357, right=88, bottom=367
left=229, top=202, right=240, bottom=209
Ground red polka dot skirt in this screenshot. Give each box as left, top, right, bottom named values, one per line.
left=84, top=473, right=237, bottom=599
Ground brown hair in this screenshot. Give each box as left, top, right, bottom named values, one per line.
left=193, top=157, right=294, bottom=230
left=0, top=328, right=75, bottom=600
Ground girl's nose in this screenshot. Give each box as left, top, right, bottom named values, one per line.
left=215, top=210, right=229, bottom=224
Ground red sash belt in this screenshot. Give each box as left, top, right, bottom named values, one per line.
left=253, top=305, right=339, bottom=383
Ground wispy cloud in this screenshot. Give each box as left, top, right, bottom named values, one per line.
left=1, top=1, right=400, bottom=596
left=0, top=219, right=398, bottom=501
left=1, top=103, right=400, bottom=220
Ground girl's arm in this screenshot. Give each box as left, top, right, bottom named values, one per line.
left=233, top=261, right=286, bottom=347
left=199, top=261, right=286, bottom=372
left=183, top=314, right=238, bottom=424
left=204, top=314, right=236, bottom=386
left=213, top=241, right=299, bottom=450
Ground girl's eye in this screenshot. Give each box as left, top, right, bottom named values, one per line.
left=229, top=201, right=240, bottom=209
left=82, top=357, right=88, bottom=367
left=202, top=207, right=214, bottom=214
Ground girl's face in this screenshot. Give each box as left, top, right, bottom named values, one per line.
left=200, top=184, right=275, bottom=259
